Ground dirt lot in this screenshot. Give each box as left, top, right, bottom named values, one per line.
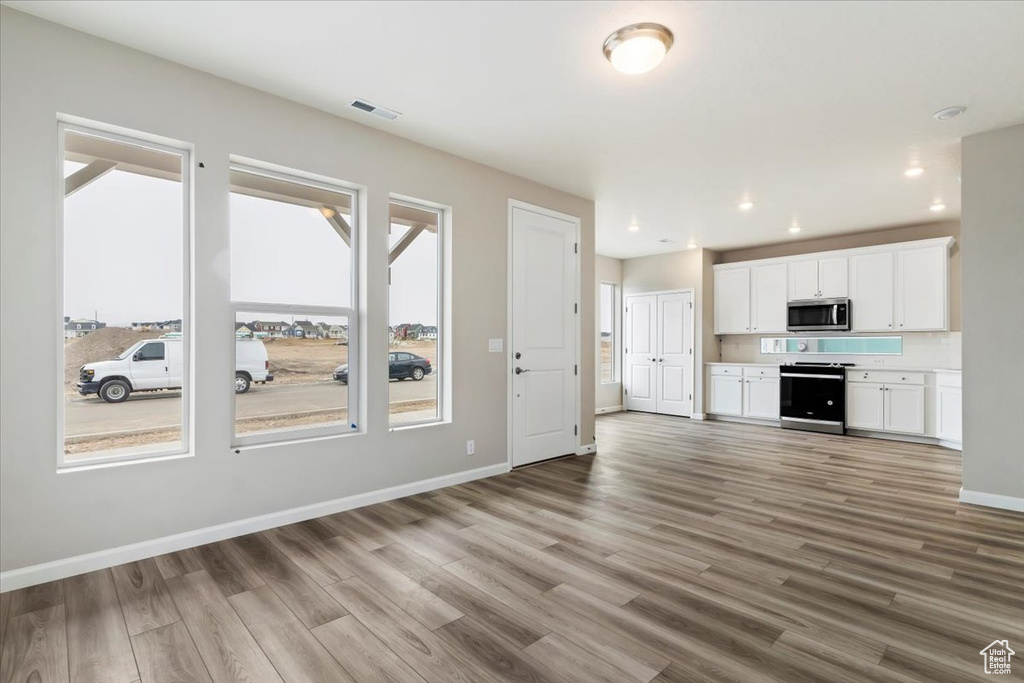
left=264, top=337, right=438, bottom=384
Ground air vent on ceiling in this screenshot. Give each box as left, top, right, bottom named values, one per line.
left=349, top=99, right=401, bottom=121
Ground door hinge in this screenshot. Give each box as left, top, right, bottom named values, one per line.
left=689, top=302, right=693, bottom=309
left=574, top=242, right=578, bottom=254
left=689, top=393, right=692, bottom=400
left=689, top=348, right=693, bottom=355
left=574, top=425, right=578, bottom=435
left=574, top=303, right=578, bottom=314
left=624, top=388, right=628, bottom=395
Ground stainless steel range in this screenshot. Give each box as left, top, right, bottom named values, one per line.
left=779, top=362, right=852, bottom=434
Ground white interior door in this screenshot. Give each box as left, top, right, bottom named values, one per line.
left=655, top=291, right=693, bottom=416
left=624, top=294, right=658, bottom=412
left=511, top=205, right=578, bottom=467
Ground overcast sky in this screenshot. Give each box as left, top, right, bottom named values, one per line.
left=64, top=165, right=438, bottom=327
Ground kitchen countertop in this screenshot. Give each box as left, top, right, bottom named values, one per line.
left=706, top=362, right=961, bottom=373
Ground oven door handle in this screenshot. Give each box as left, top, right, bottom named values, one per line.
left=780, top=373, right=844, bottom=379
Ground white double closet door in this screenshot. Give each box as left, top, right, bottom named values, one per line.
left=624, top=291, right=694, bottom=416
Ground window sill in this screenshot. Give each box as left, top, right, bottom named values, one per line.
left=389, top=418, right=449, bottom=432
left=58, top=447, right=192, bottom=473
left=232, top=426, right=363, bottom=453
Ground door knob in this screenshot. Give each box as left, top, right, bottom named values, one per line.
left=514, top=352, right=522, bottom=360
left=514, top=367, right=530, bottom=375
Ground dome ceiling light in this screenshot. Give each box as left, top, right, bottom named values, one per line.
left=603, top=23, right=674, bottom=75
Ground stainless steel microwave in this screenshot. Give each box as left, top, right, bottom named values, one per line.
left=787, top=298, right=851, bottom=332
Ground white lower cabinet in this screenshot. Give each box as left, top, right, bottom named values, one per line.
left=744, top=376, right=780, bottom=419
left=884, top=385, right=925, bottom=434
left=847, top=383, right=885, bottom=430
left=710, top=374, right=743, bottom=416
left=709, top=366, right=780, bottom=420
left=847, top=372, right=925, bottom=435
left=935, top=372, right=962, bottom=445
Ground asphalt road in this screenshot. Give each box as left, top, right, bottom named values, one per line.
left=65, top=376, right=437, bottom=437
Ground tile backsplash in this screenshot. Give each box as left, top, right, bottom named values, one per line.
left=719, top=332, right=961, bottom=369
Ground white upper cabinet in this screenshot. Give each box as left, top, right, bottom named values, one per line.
left=787, top=257, right=847, bottom=300
left=713, top=237, right=952, bottom=335
left=850, top=252, right=894, bottom=331
left=714, top=267, right=750, bottom=334
left=788, top=260, right=819, bottom=300
left=896, top=246, right=947, bottom=331
left=818, top=257, right=849, bottom=298
left=750, top=264, right=788, bottom=333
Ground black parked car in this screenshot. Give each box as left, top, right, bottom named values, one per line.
left=334, top=352, right=432, bottom=384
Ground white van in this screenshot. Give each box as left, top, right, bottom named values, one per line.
left=78, top=335, right=273, bottom=403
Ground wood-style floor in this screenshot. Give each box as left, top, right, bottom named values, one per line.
left=2, top=412, right=1023, bottom=683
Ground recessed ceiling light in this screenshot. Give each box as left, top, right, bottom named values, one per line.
left=904, top=166, right=925, bottom=178
left=686, top=241, right=697, bottom=250
left=628, top=223, right=640, bottom=232
left=603, top=23, right=674, bottom=75
left=933, top=105, right=966, bottom=121
left=789, top=225, right=801, bottom=234
left=929, top=202, right=946, bottom=212
left=738, top=201, right=754, bottom=211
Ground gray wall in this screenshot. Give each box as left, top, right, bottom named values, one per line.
left=0, top=8, right=595, bottom=573
left=961, top=123, right=1024, bottom=501
left=621, top=248, right=720, bottom=415
left=595, top=255, right=623, bottom=412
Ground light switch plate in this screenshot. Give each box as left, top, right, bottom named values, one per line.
left=488, top=338, right=503, bottom=353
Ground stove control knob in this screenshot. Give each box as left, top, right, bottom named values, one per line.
left=827, top=400, right=834, bottom=406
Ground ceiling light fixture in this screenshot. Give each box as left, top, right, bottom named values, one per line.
left=789, top=225, right=801, bottom=234
left=686, top=241, right=697, bottom=250
left=904, top=166, right=925, bottom=177
left=929, top=202, right=946, bottom=212
left=603, top=23, right=674, bottom=75
left=738, top=200, right=754, bottom=211
left=628, top=223, right=640, bottom=232
left=933, top=105, right=966, bottom=121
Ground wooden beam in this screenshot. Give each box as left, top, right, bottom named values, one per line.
left=64, top=160, right=117, bottom=197
left=324, top=211, right=351, bottom=247
left=388, top=224, right=426, bottom=265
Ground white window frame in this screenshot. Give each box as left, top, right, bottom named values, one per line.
left=56, top=119, right=193, bottom=469
left=228, top=161, right=360, bottom=448
left=388, top=195, right=450, bottom=430
left=600, top=281, right=619, bottom=384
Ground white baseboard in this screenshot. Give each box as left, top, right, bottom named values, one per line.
left=959, top=487, right=1024, bottom=513
left=576, top=443, right=597, bottom=455
left=690, top=413, right=706, bottom=421
left=0, top=462, right=509, bottom=593
left=595, top=405, right=623, bottom=415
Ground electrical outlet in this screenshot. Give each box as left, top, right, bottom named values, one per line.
left=466, top=440, right=475, bottom=456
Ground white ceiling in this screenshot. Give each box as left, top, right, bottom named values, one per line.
left=7, top=0, right=1023, bottom=258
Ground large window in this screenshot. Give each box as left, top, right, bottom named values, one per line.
left=230, top=164, right=358, bottom=445
left=60, top=123, right=189, bottom=465
left=600, top=282, right=617, bottom=383
left=389, top=199, right=444, bottom=426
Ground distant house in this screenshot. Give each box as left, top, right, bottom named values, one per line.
left=64, top=316, right=106, bottom=339
left=288, top=320, right=322, bottom=339
left=388, top=326, right=396, bottom=342
left=249, top=320, right=289, bottom=338
left=420, top=326, right=438, bottom=341
left=326, top=324, right=348, bottom=340
left=131, top=319, right=181, bottom=332
left=234, top=323, right=253, bottom=337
